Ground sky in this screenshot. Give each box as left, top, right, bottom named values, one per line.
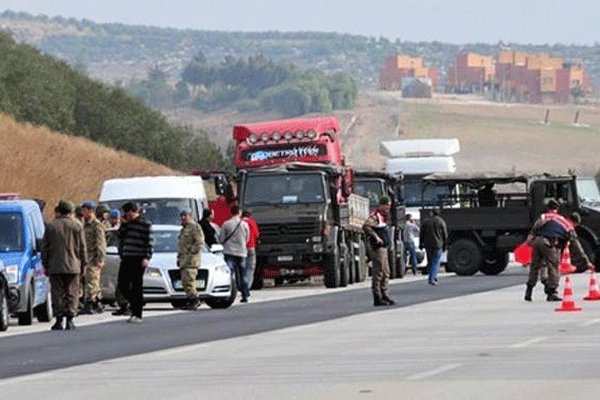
left=2, top=0, right=599, bottom=46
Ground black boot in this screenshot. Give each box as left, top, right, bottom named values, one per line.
left=381, top=294, right=395, bottom=306
left=524, top=284, right=534, bottom=302
left=51, top=316, right=64, bottom=331
left=93, top=301, right=104, bottom=314
left=373, top=294, right=386, bottom=306
left=80, top=301, right=94, bottom=315
left=112, top=305, right=130, bottom=316
left=65, top=317, right=76, bottom=330
left=545, top=286, right=562, bottom=302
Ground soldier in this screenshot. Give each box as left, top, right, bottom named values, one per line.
left=363, top=195, right=395, bottom=306
left=74, top=205, right=85, bottom=225
left=524, top=199, right=593, bottom=302
left=109, top=209, right=121, bottom=229
left=42, top=200, right=87, bottom=331
left=80, top=202, right=107, bottom=314
left=177, top=209, right=204, bottom=310
left=97, top=204, right=111, bottom=230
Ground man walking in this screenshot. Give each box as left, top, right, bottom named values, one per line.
left=363, top=196, right=395, bottom=306
left=42, top=200, right=87, bottom=331
left=177, top=209, right=204, bottom=310
left=524, top=199, right=592, bottom=302
left=402, top=214, right=420, bottom=276
left=117, top=202, right=153, bottom=323
left=242, top=210, right=259, bottom=289
left=219, top=206, right=250, bottom=302
left=419, top=208, right=447, bottom=286
left=80, top=202, right=107, bottom=315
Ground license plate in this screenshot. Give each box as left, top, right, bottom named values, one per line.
left=173, top=280, right=206, bottom=290
left=277, top=255, right=293, bottom=262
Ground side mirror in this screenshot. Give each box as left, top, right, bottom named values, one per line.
left=210, top=244, right=224, bottom=253
left=35, top=238, right=43, bottom=252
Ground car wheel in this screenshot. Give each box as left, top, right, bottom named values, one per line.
left=0, top=284, right=9, bottom=332
left=448, top=239, right=482, bottom=276
left=17, top=285, right=34, bottom=326
left=206, top=276, right=237, bottom=309
left=34, top=290, right=52, bottom=322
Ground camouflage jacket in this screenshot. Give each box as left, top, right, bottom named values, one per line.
left=84, top=216, right=107, bottom=265
left=101, top=219, right=112, bottom=230
left=178, top=220, right=204, bottom=268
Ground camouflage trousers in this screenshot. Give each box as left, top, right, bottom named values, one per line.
left=371, top=247, right=390, bottom=298
left=181, top=267, right=198, bottom=299
left=85, top=262, right=104, bottom=302
left=527, top=237, right=559, bottom=291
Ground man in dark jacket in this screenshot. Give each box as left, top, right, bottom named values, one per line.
left=42, top=200, right=87, bottom=331
left=116, top=202, right=153, bottom=323
left=419, top=208, right=448, bottom=286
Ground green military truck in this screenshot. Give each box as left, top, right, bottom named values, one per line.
left=421, top=172, right=600, bottom=276
left=354, top=171, right=407, bottom=278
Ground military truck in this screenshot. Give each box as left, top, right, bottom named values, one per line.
left=421, top=172, right=600, bottom=276
left=234, top=118, right=370, bottom=289
left=354, top=171, right=407, bottom=278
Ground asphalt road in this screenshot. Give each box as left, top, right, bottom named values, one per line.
left=0, top=270, right=527, bottom=379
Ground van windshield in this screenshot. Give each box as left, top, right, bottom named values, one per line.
left=0, top=213, right=24, bottom=252
left=244, top=173, right=325, bottom=205
left=102, top=199, right=195, bottom=225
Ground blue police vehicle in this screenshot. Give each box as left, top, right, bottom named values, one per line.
left=0, top=199, right=52, bottom=326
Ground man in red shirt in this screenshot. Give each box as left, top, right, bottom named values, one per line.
left=242, top=210, right=260, bottom=290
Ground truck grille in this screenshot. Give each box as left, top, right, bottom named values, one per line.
left=259, top=220, right=319, bottom=244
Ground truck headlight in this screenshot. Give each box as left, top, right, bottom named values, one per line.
left=145, top=267, right=162, bottom=278
left=312, top=236, right=322, bottom=242
left=4, top=265, right=18, bottom=284
left=313, top=244, right=324, bottom=253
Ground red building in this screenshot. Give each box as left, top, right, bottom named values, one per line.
left=379, top=55, right=438, bottom=91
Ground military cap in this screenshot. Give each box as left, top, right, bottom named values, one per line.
left=109, top=209, right=121, bottom=219
left=57, top=200, right=74, bottom=214
left=179, top=208, right=192, bottom=216
left=570, top=212, right=582, bottom=224
left=81, top=201, right=96, bottom=209
left=379, top=195, right=391, bottom=205
left=97, top=204, right=110, bottom=213
left=546, top=198, right=560, bottom=210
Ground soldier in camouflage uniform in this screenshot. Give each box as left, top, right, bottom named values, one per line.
left=80, top=202, right=107, bottom=314
left=177, top=209, right=204, bottom=310
left=97, top=204, right=112, bottom=230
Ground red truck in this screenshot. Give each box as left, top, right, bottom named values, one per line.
left=190, top=169, right=237, bottom=226
left=233, top=117, right=369, bottom=289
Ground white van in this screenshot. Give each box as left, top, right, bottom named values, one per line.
left=99, top=176, right=208, bottom=225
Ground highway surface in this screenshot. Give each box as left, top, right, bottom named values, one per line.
left=3, top=267, right=600, bottom=399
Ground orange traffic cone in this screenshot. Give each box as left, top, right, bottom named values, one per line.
left=555, top=276, right=582, bottom=312
left=583, top=271, right=600, bottom=301
left=559, top=242, right=576, bottom=274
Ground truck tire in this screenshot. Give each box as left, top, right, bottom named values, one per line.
left=34, top=290, right=52, bottom=322
left=17, top=285, right=34, bottom=326
left=356, top=239, right=367, bottom=283
left=339, top=242, right=351, bottom=287
left=479, top=251, right=509, bottom=275
left=395, top=240, right=406, bottom=278
left=388, top=247, right=397, bottom=280
left=448, top=239, right=482, bottom=276
left=323, top=249, right=341, bottom=288
left=251, top=259, right=265, bottom=290
left=577, top=237, right=595, bottom=273
left=0, top=284, right=9, bottom=332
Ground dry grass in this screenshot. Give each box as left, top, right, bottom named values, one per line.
left=0, top=115, right=176, bottom=217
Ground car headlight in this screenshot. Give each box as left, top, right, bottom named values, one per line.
left=145, top=267, right=162, bottom=278
left=216, top=264, right=230, bottom=275
left=4, top=265, right=18, bottom=284
left=313, top=244, right=324, bottom=253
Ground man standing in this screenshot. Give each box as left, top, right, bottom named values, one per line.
left=524, top=199, right=592, bottom=302
left=117, top=202, right=153, bottom=323
left=177, top=209, right=204, bottom=310
left=42, top=200, right=87, bottom=331
left=419, top=208, right=447, bottom=286
left=109, top=209, right=121, bottom=229
left=219, top=206, right=250, bottom=302
left=402, top=214, right=420, bottom=276
left=96, top=204, right=111, bottom=230
left=80, top=202, right=107, bottom=315
left=242, top=210, right=259, bottom=289
left=363, top=196, right=395, bottom=306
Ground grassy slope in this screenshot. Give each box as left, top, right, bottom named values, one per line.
left=0, top=114, right=175, bottom=217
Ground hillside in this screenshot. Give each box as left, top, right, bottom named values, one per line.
left=0, top=115, right=175, bottom=216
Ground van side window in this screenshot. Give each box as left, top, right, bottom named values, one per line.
left=27, top=213, right=37, bottom=248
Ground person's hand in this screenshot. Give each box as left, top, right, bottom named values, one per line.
left=142, top=258, right=150, bottom=268
left=97, top=261, right=105, bottom=270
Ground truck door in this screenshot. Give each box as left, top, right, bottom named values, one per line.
left=531, top=180, right=578, bottom=220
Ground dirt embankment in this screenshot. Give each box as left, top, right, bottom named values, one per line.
left=0, top=115, right=176, bottom=217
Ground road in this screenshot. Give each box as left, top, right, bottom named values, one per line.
left=3, top=267, right=600, bottom=399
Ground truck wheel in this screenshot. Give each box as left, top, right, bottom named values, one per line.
left=0, top=285, right=9, bottom=332
left=395, top=241, right=406, bottom=278
left=479, top=251, right=509, bottom=275
left=17, top=286, right=34, bottom=326
left=578, top=237, right=595, bottom=273
left=339, top=242, right=350, bottom=287
left=323, top=250, right=341, bottom=288
left=448, top=239, right=482, bottom=276
left=356, top=240, right=367, bottom=282
left=388, top=247, right=397, bottom=280
left=251, top=260, right=264, bottom=290
left=34, top=290, right=53, bottom=322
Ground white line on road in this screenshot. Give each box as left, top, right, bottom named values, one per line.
left=508, top=336, right=547, bottom=349
left=405, top=363, right=463, bottom=381
left=579, top=318, right=600, bottom=327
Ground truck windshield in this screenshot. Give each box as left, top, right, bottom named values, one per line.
left=102, top=199, right=195, bottom=225
left=577, top=179, right=600, bottom=204
left=354, top=180, right=384, bottom=208
left=0, top=213, right=24, bottom=252
left=244, top=173, right=325, bottom=205
left=403, top=181, right=451, bottom=206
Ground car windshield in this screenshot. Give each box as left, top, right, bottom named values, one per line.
left=102, top=199, right=195, bottom=225
left=576, top=179, right=600, bottom=204
left=244, top=173, right=325, bottom=205
left=403, top=181, right=452, bottom=206
left=355, top=179, right=384, bottom=208
left=0, top=213, right=24, bottom=252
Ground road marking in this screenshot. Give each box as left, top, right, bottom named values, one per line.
left=508, top=336, right=547, bottom=348
left=405, top=363, right=463, bottom=381
left=579, top=318, right=600, bottom=327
